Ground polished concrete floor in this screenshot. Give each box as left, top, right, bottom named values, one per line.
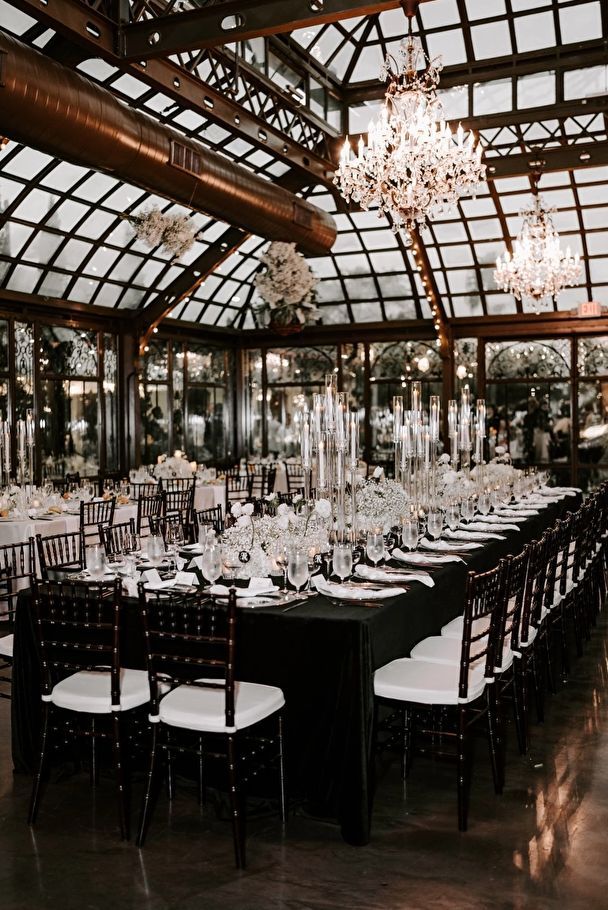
left=2, top=615, right=608, bottom=910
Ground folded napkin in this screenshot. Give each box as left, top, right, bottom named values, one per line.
left=443, top=528, right=505, bottom=542
left=527, top=495, right=561, bottom=505
left=494, top=508, right=539, bottom=518
left=142, top=568, right=178, bottom=591
left=392, top=548, right=464, bottom=565
left=461, top=521, right=520, bottom=533
left=540, top=486, right=580, bottom=497
left=313, top=575, right=406, bottom=601
left=209, top=577, right=279, bottom=598
left=356, top=564, right=435, bottom=587
left=420, top=538, right=481, bottom=552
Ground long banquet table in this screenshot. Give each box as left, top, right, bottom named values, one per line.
left=11, top=494, right=579, bottom=846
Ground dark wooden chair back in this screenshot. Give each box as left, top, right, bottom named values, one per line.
left=225, top=474, right=250, bottom=512
left=36, top=531, right=86, bottom=580
left=158, top=477, right=196, bottom=493
left=138, top=586, right=237, bottom=727
left=136, top=493, right=164, bottom=537
left=284, top=462, right=304, bottom=493
left=130, top=481, right=159, bottom=500
left=499, top=545, right=529, bottom=659
left=32, top=578, right=122, bottom=703
left=80, top=498, right=116, bottom=545
left=458, top=559, right=509, bottom=700
left=515, top=532, right=550, bottom=649
left=100, top=518, right=137, bottom=559
left=0, top=538, right=36, bottom=630
left=194, top=505, right=224, bottom=535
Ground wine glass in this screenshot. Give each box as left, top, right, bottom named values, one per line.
left=427, top=508, right=444, bottom=541
left=87, top=545, right=106, bottom=579
left=477, top=492, right=491, bottom=516
left=272, top=543, right=289, bottom=592
left=333, top=542, right=353, bottom=584
left=489, top=487, right=501, bottom=513
left=366, top=529, right=385, bottom=568
left=400, top=516, right=419, bottom=552
left=461, top=497, right=475, bottom=525
left=446, top=503, right=460, bottom=531
left=146, top=533, right=165, bottom=566
left=287, top=548, right=309, bottom=595
left=201, top=543, right=222, bottom=586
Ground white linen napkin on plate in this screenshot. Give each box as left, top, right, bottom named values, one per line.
left=494, top=508, right=539, bottom=517
left=142, top=569, right=176, bottom=590
left=313, top=575, right=406, bottom=601
left=443, top=528, right=505, bottom=542
left=461, top=521, right=520, bottom=532
left=391, top=548, right=464, bottom=565
left=209, top=577, right=279, bottom=598
left=420, top=538, right=482, bottom=552
left=356, top=564, right=435, bottom=587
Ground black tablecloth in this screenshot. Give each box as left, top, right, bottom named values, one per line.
left=12, top=495, right=579, bottom=845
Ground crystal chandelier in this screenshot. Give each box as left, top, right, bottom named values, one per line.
left=333, top=2, right=486, bottom=235
left=494, top=185, right=581, bottom=306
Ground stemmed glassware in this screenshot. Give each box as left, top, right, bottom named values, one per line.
left=288, top=548, right=309, bottom=595
left=87, top=544, right=106, bottom=579
left=477, top=491, right=491, bottom=516
left=446, top=502, right=460, bottom=531
left=426, top=508, right=444, bottom=541
left=272, top=543, right=289, bottom=592
left=400, top=516, right=419, bottom=552
left=333, top=542, right=353, bottom=584
left=201, top=539, right=222, bottom=586
left=461, top=497, right=475, bottom=525
left=366, top=529, right=385, bottom=567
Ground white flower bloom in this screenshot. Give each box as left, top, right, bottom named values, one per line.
left=277, top=514, right=290, bottom=530
left=241, top=502, right=254, bottom=517
left=314, top=499, right=332, bottom=519
left=236, top=515, right=250, bottom=528
left=438, top=453, right=451, bottom=464
left=277, top=502, right=291, bottom=516
left=231, top=503, right=243, bottom=518
left=373, top=466, right=384, bottom=479
left=495, top=446, right=506, bottom=456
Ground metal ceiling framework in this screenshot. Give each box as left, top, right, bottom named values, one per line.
left=1, top=0, right=607, bottom=329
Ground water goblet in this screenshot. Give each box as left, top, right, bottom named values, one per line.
left=366, top=529, right=385, bottom=568
left=400, top=516, right=419, bottom=552
left=446, top=503, right=460, bottom=531
left=333, top=542, right=353, bottom=584
left=201, top=543, right=222, bottom=586
left=272, top=543, right=289, bottom=592
left=87, top=544, right=106, bottom=579
left=427, top=508, right=444, bottom=541
left=461, top=497, right=475, bottom=525
left=477, top=491, right=491, bottom=516
left=287, top=548, right=309, bottom=595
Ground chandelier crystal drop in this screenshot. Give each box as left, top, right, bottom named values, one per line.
left=333, top=24, right=486, bottom=235
left=494, top=195, right=581, bottom=304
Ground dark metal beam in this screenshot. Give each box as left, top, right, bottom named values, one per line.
left=120, top=0, right=410, bottom=60
left=8, top=0, right=337, bottom=188
left=345, top=38, right=608, bottom=103
left=136, top=225, right=247, bottom=353
left=484, top=141, right=608, bottom=180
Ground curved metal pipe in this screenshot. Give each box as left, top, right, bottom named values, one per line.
left=0, top=31, right=336, bottom=255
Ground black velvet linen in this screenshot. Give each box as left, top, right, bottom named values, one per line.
left=12, top=495, right=578, bottom=845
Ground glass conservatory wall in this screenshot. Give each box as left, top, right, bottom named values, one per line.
left=577, top=336, right=608, bottom=490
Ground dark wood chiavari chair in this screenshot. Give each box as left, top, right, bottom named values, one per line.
left=52, top=472, right=81, bottom=494
left=158, top=477, right=196, bottom=494
left=28, top=578, right=150, bottom=839
left=100, top=518, right=137, bottom=559
left=136, top=493, right=164, bottom=538
left=247, top=464, right=277, bottom=500
left=284, top=462, right=304, bottom=494
left=162, top=488, right=194, bottom=529
left=80, top=497, right=116, bottom=546
left=130, top=481, right=159, bottom=501
left=98, top=471, right=124, bottom=496
left=544, top=515, right=573, bottom=679
left=194, top=505, right=224, bottom=536
left=0, top=538, right=36, bottom=697
left=375, top=560, right=509, bottom=831
left=36, top=530, right=86, bottom=580
left=225, top=473, right=250, bottom=513
left=135, top=586, right=286, bottom=867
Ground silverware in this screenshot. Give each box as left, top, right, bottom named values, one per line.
left=280, top=599, right=308, bottom=613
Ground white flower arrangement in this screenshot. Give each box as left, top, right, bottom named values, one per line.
left=354, top=477, right=409, bottom=532
left=254, top=241, right=319, bottom=327
left=127, top=208, right=196, bottom=260
left=153, top=454, right=194, bottom=479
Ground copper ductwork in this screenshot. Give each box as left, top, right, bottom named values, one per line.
left=0, top=31, right=336, bottom=256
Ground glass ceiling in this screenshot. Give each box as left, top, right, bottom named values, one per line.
left=0, top=0, right=607, bottom=327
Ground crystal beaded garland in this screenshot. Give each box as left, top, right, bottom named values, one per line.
left=334, top=35, right=486, bottom=234
left=494, top=196, right=581, bottom=303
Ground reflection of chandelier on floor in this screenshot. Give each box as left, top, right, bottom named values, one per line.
left=334, top=0, right=485, bottom=235
left=494, top=173, right=581, bottom=308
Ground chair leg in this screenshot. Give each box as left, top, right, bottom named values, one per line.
left=512, top=662, right=528, bottom=755
left=136, top=724, right=160, bottom=848
left=401, top=707, right=414, bottom=781
left=90, top=717, right=99, bottom=787
left=278, top=713, right=287, bottom=826
left=456, top=707, right=470, bottom=832
left=112, top=713, right=129, bottom=841
left=543, top=628, right=557, bottom=695
left=28, top=702, right=51, bottom=825
left=227, top=735, right=246, bottom=869
left=558, top=606, right=570, bottom=678
left=486, top=686, right=504, bottom=795
left=198, top=736, right=206, bottom=808
left=530, top=651, right=544, bottom=724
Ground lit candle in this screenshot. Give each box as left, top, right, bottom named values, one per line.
left=3, top=422, right=10, bottom=474
left=476, top=399, right=486, bottom=438
left=324, top=373, right=336, bottom=432
left=423, top=430, right=431, bottom=466
left=301, top=417, right=311, bottom=470
left=392, top=395, right=403, bottom=444
left=17, top=419, right=26, bottom=457
left=348, top=412, right=359, bottom=465
left=411, top=381, right=421, bottom=420
left=448, top=399, right=458, bottom=437
left=312, top=393, right=323, bottom=449
left=429, top=395, right=440, bottom=444
left=335, top=394, right=346, bottom=450
left=318, top=438, right=326, bottom=490
left=26, top=409, right=35, bottom=445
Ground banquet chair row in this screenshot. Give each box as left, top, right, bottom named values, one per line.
left=374, top=484, right=608, bottom=831
left=26, top=582, right=286, bottom=867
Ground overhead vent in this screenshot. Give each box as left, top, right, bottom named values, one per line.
left=293, top=200, right=313, bottom=229
left=170, top=140, right=203, bottom=176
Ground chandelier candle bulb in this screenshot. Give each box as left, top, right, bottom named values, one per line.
left=429, top=396, right=440, bottom=444
left=476, top=399, right=486, bottom=438
left=318, top=438, right=327, bottom=491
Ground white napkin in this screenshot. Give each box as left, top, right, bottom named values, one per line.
left=142, top=569, right=176, bottom=591
left=209, top=578, right=278, bottom=598
left=313, top=575, right=406, bottom=601
left=182, top=544, right=203, bottom=553
left=420, top=538, right=482, bottom=552
left=174, top=571, right=197, bottom=587
left=461, top=521, right=520, bottom=532
left=188, top=556, right=204, bottom=571
left=527, top=494, right=561, bottom=504
left=356, top=564, right=434, bottom=587
left=494, top=508, right=539, bottom=517
left=443, top=528, right=505, bottom=542
left=122, top=578, right=139, bottom=598
left=392, top=548, right=464, bottom=565
left=540, top=486, right=579, bottom=497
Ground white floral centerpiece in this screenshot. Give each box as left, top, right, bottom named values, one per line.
left=221, top=500, right=330, bottom=579
left=354, top=470, right=409, bottom=532
left=253, top=241, right=319, bottom=332
left=153, top=452, right=195, bottom=480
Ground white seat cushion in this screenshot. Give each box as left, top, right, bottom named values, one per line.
left=50, top=668, right=150, bottom=713
left=412, top=634, right=513, bottom=677
left=441, top=613, right=491, bottom=641
left=514, top=624, right=538, bottom=654
left=0, top=634, right=13, bottom=659
left=374, top=657, right=486, bottom=706
left=158, top=681, right=285, bottom=733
